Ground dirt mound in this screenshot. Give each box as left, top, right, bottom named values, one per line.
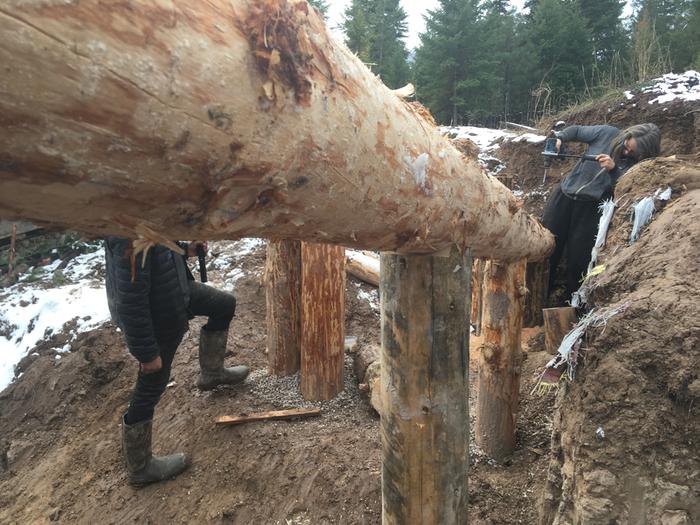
left=543, top=89, right=700, bottom=159
left=540, top=162, right=700, bottom=524
left=450, top=137, right=480, bottom=160
left=498, top=80, right=700, bottom=218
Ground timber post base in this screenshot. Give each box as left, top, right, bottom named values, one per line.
left=380, top=248, right=471, bottom=524
left=475, top=259, right=527, bottom=462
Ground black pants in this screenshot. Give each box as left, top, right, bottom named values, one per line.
left=125, top=281, right=236, bottom=424
left=542, top=185, right=605, bottom=301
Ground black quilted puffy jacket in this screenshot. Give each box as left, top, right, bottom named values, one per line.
left=104, top=237, right=192, bottom=363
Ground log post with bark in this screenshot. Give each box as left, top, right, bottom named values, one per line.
left=475, top=259, right=527, bottom=461
left=471, top=258, right=486, bottom=335
left=0, top=0, right=553, bottom=262
left=265, top=240, right=302, bottom=376
left=380, top=248, right=471, bottom=524
left=543, top=307, right=578, bottom=355
left=523, top=261, right=549, bottom=327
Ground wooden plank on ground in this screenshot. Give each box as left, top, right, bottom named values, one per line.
left=215, top=408, right=321, bottom=426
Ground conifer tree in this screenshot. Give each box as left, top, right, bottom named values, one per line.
left=528, top=0, right=594, bottom=105
left=414, top=0, right=491, bottom=124
left=342, top=0, right=410, bottom=88
left=576, top=0, right=626, bottom=69
left=307, top=0, right=330, bottom=19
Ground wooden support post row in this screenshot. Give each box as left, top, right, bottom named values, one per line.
left=265, top=240, right=346, bottom=401
left=475, top=259, right=527, bottom=461
left=380, top=248, right=471, bottom=524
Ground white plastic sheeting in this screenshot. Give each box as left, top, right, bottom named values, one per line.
left=630, top=197, right=656, bottom=242
left=571, top=199, right=617, bottom=308
left=588, top=199, right=617, bottom=274
left=537, top=303, right=629, bottom=386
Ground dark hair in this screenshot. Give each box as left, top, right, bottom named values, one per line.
left=610, top=123, right=661, bottom=163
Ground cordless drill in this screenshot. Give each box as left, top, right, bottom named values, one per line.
left=541, top=137, right=598, bottom=183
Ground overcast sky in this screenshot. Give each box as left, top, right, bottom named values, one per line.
left=327, top=0, right=526, bottom=50
left=326, top=0, right=632, bottom=50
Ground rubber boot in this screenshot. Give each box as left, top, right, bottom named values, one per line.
left=197, top=329, right=249, bottom=390
left=122, top=415, right=189, bottom=486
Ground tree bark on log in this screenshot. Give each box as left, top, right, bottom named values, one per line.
left=475, top=259, right=527, bottom=462
left=300, top=242, right=345, bottom=401
left=265, top=240, right=301, bottom=376
left=543, top=307, right=577, bottom=355
left=523, top=261, right=549, bottom=327
left=0, top=0, right=553, bottom=261
left=380, top=248, right=471, bottom=524
left=352, top=343, right=382, bottom=414
left=471, top=258, right=486, bottom=335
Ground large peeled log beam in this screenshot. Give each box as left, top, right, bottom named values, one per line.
left=265, top=240, right=302, bottom=376
left=0, top=0, right=552, bottom=260
left=380, top=248, right=471, bottom=524
left=475, top=259, right=527, bottom=461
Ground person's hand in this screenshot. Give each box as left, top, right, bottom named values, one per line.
left=556, top=139, right=562, bottom=152
left=140, top=355, right=163, bottom=374
left=186, top=241, right=208, bottom=258
left=596, top=154, right=616, bottom=171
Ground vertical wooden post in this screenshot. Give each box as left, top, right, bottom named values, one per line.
left=8, top=223, right=17, bottom=274
left=475, top=259, right=527, bottom=461
left=265, top=240, right=302, bottom=376
left=543, top=307, right=578, bottom=355
left=380, top=248, right=471, bottom=525
left=300, top=242, right=346, bottom=401
left=471, top=258, right=485, bottom=335
left=523, top=261, right=549, bottom=327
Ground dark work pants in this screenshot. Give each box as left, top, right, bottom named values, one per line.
left=542, top=185, right=605, bottom=301
left=125, top=282, right=236, bottom=424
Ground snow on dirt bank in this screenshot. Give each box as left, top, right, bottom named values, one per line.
left=442, top=125, right=545, bottom=177
left=0, top=249, right=109, bottom=390
left=625, top=70, right=700, bottom=105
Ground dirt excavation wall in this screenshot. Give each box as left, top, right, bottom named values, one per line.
left=540, top=159, right=700, bottom=524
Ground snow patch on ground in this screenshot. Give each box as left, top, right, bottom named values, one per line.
left=0, top=248, right=109, bottom=390
left=441, top=125, right=546, bottom=178
left=210, top=238, right=266, bottom=272
left=355, top=282, right=380, bottom=311
left=208, top=238, right=266, bottom=292
left=623, top=70, right=700, bottom=105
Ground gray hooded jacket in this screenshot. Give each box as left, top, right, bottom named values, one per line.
left=556, top=125, right=633, bottom=201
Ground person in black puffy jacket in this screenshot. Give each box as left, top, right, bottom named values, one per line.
left=104, top=237, right=249, bottom=485
left=542, top=123, right=661, bottom=304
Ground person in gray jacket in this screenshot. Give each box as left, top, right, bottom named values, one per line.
left=542, top=123, right=661, bottom=302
